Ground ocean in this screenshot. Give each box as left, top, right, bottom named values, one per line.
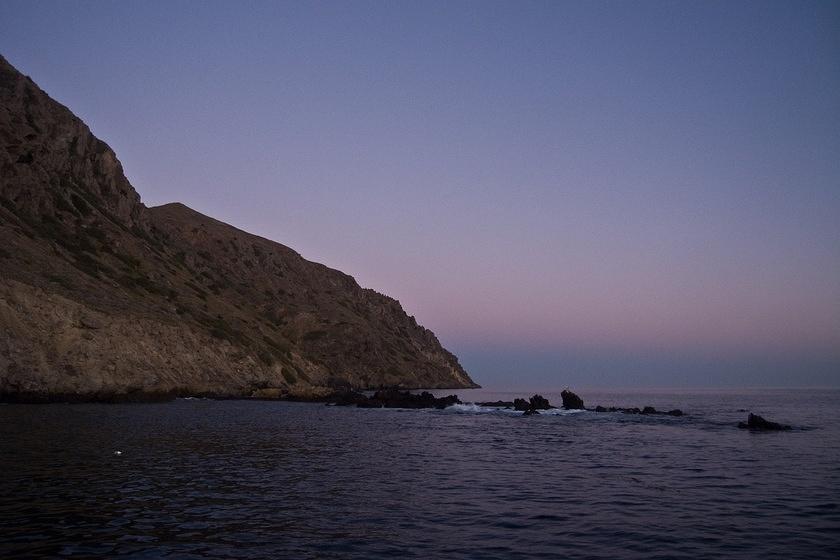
left=1, top=388, right=838, bottom=559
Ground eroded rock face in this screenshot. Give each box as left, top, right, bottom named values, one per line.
left=0, top=54, right=478, bottom=401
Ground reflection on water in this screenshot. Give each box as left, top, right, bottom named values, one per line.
left=1, top=389, right=839, bottom=559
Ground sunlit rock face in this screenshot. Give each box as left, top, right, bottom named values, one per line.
left=0, top=55, right=477, bottom=402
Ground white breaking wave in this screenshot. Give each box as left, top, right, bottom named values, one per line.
left=539, top=407, right=588, bottom=416
left=444, top=403, right=589, bottom=415
left=445, top=403, right=519, bottom=414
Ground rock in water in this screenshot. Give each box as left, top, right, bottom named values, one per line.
left=513, top=394, right=553, bottom=414
left=561, top=389, right=584, bottom=410
left=0, top=55, right=479, bottom=402
left=513, top=398, right=531, bottom=412
left=329, top=391, right=370, bottom=407
left=738, top=413, right=791, bottom=431
left=529, top=394, right=552, bottom=410
left=364, top=389, right=461, bottom=409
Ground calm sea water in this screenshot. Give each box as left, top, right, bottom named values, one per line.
left=1, top=388, right=838, bottom=559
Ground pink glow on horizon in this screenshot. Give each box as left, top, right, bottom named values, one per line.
left=4, top=1, right=838, bottom=385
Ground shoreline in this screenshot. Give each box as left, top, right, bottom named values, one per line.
left=0, top=384, right=480, bottom=405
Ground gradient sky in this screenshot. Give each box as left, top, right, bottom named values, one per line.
left=2, top=1, right=838, bottom=387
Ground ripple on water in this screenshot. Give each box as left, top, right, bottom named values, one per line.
left=1, top=390, right=839, bottom=559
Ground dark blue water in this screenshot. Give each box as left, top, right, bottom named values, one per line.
left=1, top=388, right=838, bottom=559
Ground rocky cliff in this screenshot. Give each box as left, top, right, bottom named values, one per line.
left=0, top=55, right=477, bottom=401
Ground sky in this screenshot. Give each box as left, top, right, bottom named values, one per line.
left=1, top=1, right=838, bottom=388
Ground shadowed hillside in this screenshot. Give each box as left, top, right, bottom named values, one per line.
left=0, top=54, right=477, bottom=401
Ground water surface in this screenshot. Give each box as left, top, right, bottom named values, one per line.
left=1, top=388, right=838, bottom=558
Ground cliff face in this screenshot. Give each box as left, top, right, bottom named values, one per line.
left=0, top=55, right=477, bottom=401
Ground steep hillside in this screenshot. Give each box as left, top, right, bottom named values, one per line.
left=0, top=54, right=477, bottom=401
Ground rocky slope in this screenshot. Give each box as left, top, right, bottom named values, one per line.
left=0, top=54, right=477, bottom=401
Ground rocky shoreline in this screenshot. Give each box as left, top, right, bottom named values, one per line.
left=0, top=387, right=795, bottom=432
left=0, top=385, right=463, bottom=405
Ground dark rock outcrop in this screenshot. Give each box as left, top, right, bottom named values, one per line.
left=513, top=398, right=531, bottom=412
left=738, top=413, right=791, bottom=431
left=327, top=389, right=460, bottom=409
left=372, top=389, right=461, bottom=409
left=529, top=394, right=552, bottom=410
left=0, top=54, right=479, bottom=401
left=510, top=394, right=555, bottom=415
left=561, top=389, right=585, bottom=410
left=328, top=390, right=370, bottom=407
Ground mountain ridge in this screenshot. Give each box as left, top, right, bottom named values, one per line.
left=0, top=54, right=478, bottom=401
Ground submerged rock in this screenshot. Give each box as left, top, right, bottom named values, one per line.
left=592, top=405, right=685, bottom=417
left=738, top=413, right=791, bottom=431
left=478, top=400, right=515, bottom=408
left=561, top=389, right=585, bottom=410
left=522, top=408, right=541, bottom=416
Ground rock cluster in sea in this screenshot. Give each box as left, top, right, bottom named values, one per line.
left=473, top=389, right=688, bottom=418
left=513, top=394, right=553, bottom=414
left=592, top=405, right=684, bottom=417
left=320, top=389, right=800, bottom=435
left=329, top=389, right=461, bottom=409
